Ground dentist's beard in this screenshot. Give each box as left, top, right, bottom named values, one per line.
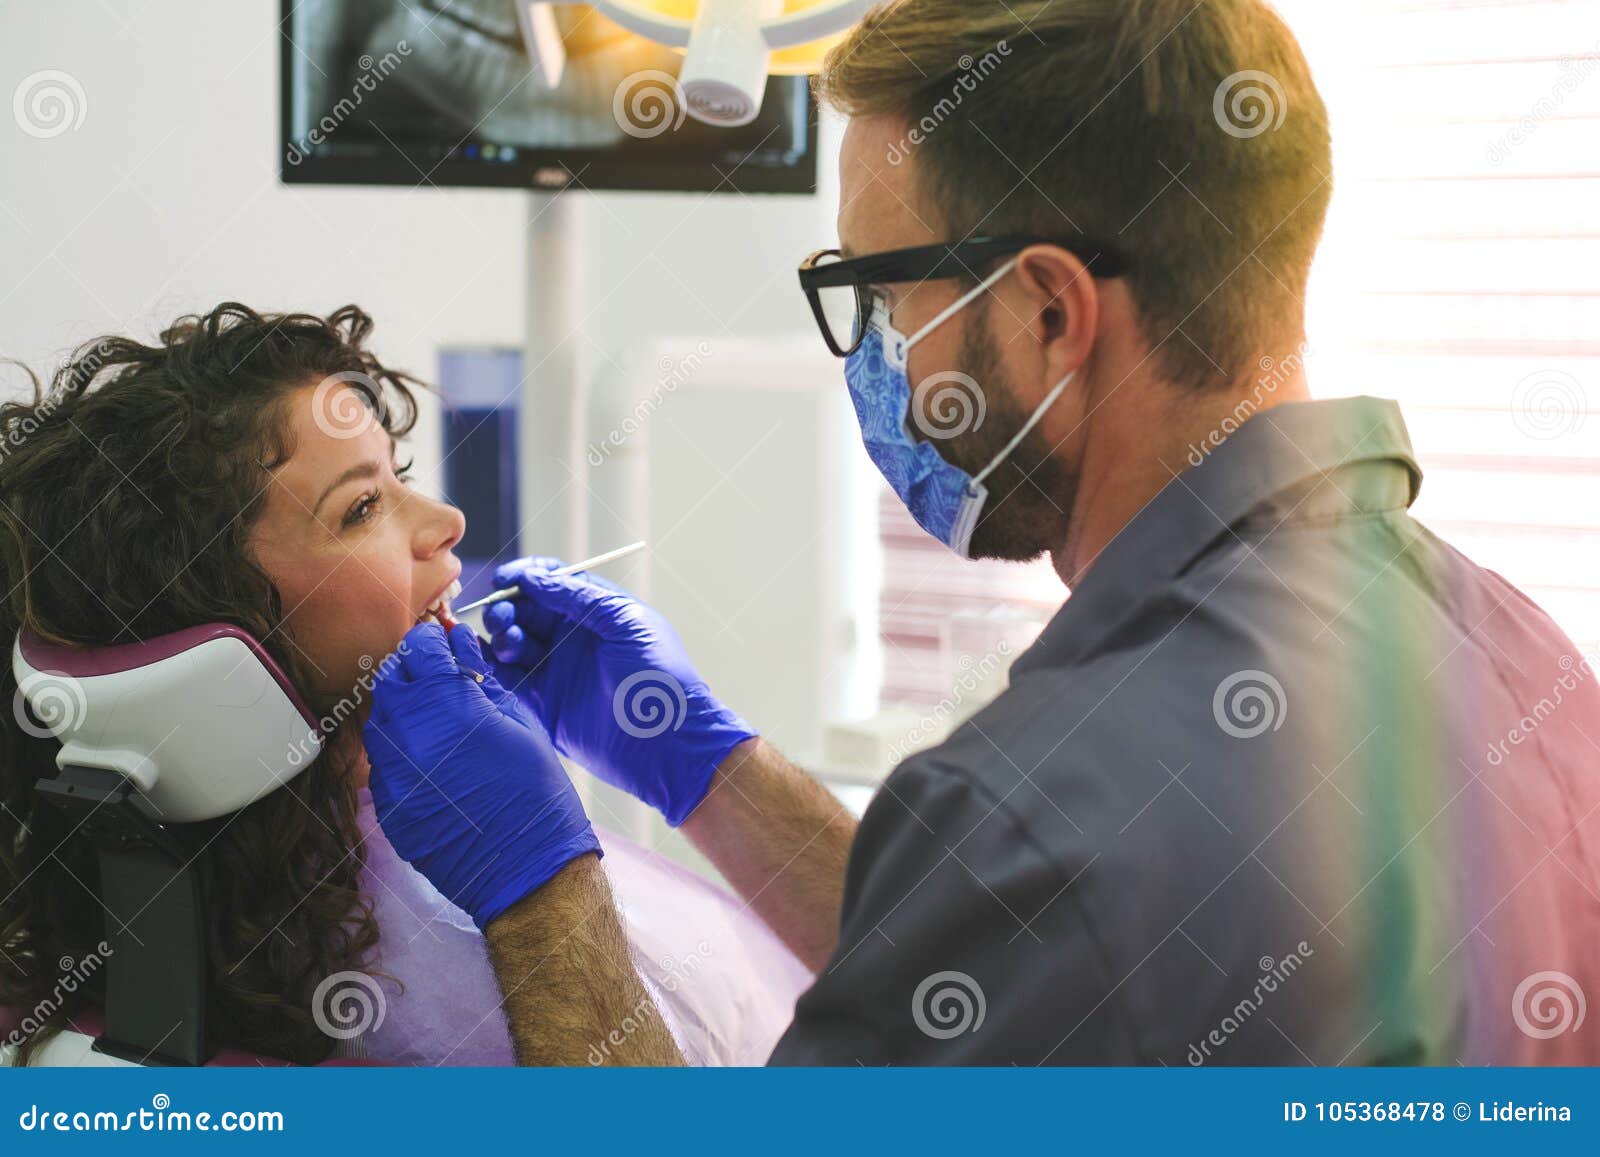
left=940, top=322, right=1079, bottom=563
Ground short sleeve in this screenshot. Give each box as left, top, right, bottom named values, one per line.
left=766, top=754, right=1137, bottom=1065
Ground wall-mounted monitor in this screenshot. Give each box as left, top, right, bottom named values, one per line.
left=280, top=0, right=818, bottom=195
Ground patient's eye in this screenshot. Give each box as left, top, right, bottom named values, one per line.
left=344, top=490, right=382, bottom=528
left=342, top=458, right=415, bottom=528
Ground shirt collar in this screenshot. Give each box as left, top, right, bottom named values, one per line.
left=1015, top=396, right=1422, bottom=672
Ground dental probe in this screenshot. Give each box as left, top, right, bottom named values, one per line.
left=451, top=540, right=647, bottom=618
left=417, top=542, right=647, bottom=680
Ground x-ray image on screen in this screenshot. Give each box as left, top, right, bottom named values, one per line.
left=282, top=0, right=817, bottom=194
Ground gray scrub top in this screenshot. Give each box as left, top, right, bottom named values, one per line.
left=769, top=396, right=1600, bottom=1066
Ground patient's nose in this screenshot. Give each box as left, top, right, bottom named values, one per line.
left=417, top=496, right=465, bottom=558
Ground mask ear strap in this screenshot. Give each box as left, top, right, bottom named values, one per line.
left=971, top=370, right=1076, bottom=489
left=908, top=258, right=1019, bottom=349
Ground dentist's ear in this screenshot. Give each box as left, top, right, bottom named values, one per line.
left=1014, top=243, right=1101, bottom=391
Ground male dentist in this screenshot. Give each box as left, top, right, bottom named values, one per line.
left=364, top=0, right=1600, bottom=1065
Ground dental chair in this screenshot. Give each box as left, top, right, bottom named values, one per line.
left=1, top=624, right=376, bottom=1067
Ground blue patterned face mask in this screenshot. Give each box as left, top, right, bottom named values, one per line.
left=844, top=258, right=1077, bottom=558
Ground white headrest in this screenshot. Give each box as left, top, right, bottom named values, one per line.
left=13, top=625, right=324, bottom=823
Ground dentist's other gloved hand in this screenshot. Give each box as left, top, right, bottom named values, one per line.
left=482, top=557, right=757, bottom=826
left=362, top=621, right=601, bottom=930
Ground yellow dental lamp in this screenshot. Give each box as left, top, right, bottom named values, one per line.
left=517, top=0, right=875, bottom=127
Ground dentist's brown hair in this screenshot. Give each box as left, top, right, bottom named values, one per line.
left=816, top=0, right=1332, bottom=393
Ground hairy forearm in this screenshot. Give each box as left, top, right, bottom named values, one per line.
left=680, top=738, right=857, bottom=972
left=484, top=853, right=685, bottom=1066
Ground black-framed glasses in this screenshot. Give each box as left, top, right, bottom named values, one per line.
left=798, top=235, right=1134, bottom=358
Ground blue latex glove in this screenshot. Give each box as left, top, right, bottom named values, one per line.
left=362, top=621, right=601, bottom=930
left=481, top=557, right=758, bottom=826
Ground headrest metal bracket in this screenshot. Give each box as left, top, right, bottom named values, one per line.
left=34, top=766, right=211, bottom=1067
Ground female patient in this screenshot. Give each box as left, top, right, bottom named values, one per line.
left=0, top=303, right=807, bottom=1066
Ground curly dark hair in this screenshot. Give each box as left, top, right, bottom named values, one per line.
left=0, top=302, right=428, bottom=1065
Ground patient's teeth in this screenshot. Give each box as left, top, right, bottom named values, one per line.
left=422, top=581, right=461, bottom=620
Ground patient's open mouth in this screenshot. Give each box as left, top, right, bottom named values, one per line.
left=418, top=578, right=462, bottom=627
